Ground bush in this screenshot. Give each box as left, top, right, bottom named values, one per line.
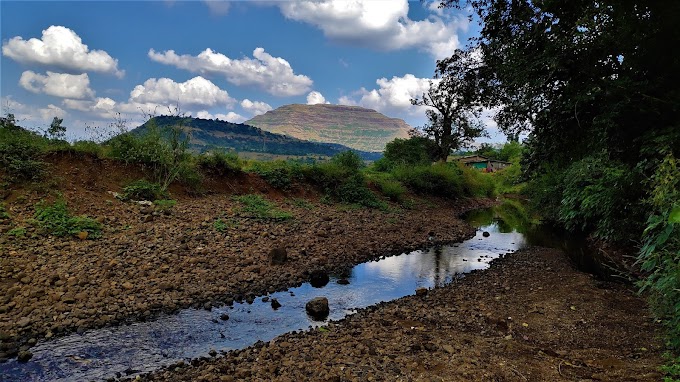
left=70, top=140, right=104, bottom=157
left=198, top=150, right=242, bottom=175
left=248, top=160, right=303, bottom=190
left=0, top=203, right=9, bottom=220
left=391, top=163, right=465, bottom=198
left=370, top=174, right=406, bottom=202
left=153, top=199, right=177, bottom=212
left=122, top=180, right=167, bottom=201
left=0, top=126, right=47, bottom=182
left=460, top=164, right=496, bottom=197
left=34, top=199, right=102, bottom=238
left=382, top=137, right=438, bottom=168
left=233, top=194, right=293, bottom=220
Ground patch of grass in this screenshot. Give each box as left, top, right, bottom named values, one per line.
left=232, top=194, right=293, bottom=221
left=33, top=199, right=102, bottom=238
left=392, top=163, right=465, bottom=198
left=121, top=180, right=168, bottom=201
left=662, top=354, right=680, bottom=382
left=153, top=199, right=177, bottom=212
left=213, top=218, right=228, bottom=232
left=0, top=204, right=9, bottom=220
left=290, top=198, right=315, bottom=209
left=70, top=140, right=105, bottom=157
left=248, top=160, right=303, bottom=190
left=7, top=227, right=26, bottom=237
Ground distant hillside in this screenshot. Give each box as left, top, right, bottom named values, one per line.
left=131, top=116, right=382, bottom=161
left=244, top=104, right=412, bottom=152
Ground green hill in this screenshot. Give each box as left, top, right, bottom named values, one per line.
left=244, top=104, right=412, bottom=152
left=132, top=116, right=382, bottom=161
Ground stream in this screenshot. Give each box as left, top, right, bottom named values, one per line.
left=1, top=202, right=566, bottom=381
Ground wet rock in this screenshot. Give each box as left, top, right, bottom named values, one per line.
left=17, top=350, right=32, bottom=363
left=309, top=270, right=330, bottom=288
left=220, top=314, right=229, bottom=321
left=336, top=278, right=350, bottom=285
left=268, top=247, right=288, bottom=265
left=305, top=297, right=329, bottom=320
left=415, top=287, right=428, bottom=297
left=271, top=298, right=282, bottom=310
left=482, top=231, right=490, bottom=237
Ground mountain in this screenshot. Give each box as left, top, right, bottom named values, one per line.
left=244, top=104, right=412, bottom=152
left=132, top=116, right=382, bottom=161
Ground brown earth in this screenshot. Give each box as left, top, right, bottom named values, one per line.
left=0, top=152, right=492, bottom=361
left=142, top=247, right=664, bottom=382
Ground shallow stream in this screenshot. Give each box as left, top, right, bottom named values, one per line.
left=1, top=202, right=569, bottom=381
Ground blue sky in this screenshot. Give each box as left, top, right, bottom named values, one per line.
left=1, top=1, right=502, bottom=143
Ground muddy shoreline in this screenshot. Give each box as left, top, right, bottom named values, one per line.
left=0, top=190, right=494, bottom=361
left=139, top=246, right=664, bottom=382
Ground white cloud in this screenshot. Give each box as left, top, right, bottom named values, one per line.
left=38, top=104, right=67, bottom=121
left=240, top=99, right=272, bottom=116
left=204, top=1, right=230, bottom=15
left=194, top=110, right=246, bottom=123
left=19, top=71, right=95, bottom=99
left=129, top=76, right=235, bottom=108
left=277, top=0, right=467, bottom=58
left=148, top=47, right=313, bottom=96
left=306, top=91, right=329, bottom=105
left=1, top=96, right=68, bottom=130
left=338, top=74, right=434, bottom=116
left=2, top=25, right=124, bottom=77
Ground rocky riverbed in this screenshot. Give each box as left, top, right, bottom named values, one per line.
left=0, top=180, right=493, bottom=361
left=141, top=246, right=664, bottom=382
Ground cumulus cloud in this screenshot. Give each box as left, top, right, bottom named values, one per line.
left=148, top=47, right=313, bottom=96
left=129, top=76, right=235, bottom=108
left=306, top=91, right=329, bottom=105
left=241, top=99, right=272, bottom=116
left=204, top=0, right=230, bottom=15
left=338, top=74, right=435, bottom=116
left=277, top=0, right=467, bottom=58
left=2, top=25, right=124, bottom=77
left=194, top=110, right=246, bottom=123
left=19, top=71, right=95, bottom=99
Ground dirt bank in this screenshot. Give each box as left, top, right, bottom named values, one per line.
left=0, top=153, right=495, bottom=360
left=142, top=246, right=664, bottom=382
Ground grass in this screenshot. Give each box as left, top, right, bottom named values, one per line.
left=0, top=204, right=9, bottom=220
left=232, top=194, right=293, bottom=221
left=153, top=199, right=177, bottom=212
left=33, top=199, right=102, bottom=238
left=7, top=227, right=26, bottom=237
left=121, top=180, right=168, bottom=201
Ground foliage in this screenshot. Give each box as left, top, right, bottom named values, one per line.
left=47, top=117, right=66, bottom=140
left=411, top=49, right=487, bottom=162
left=121, top=179, right=167, bottom=201
left=558, top=155, right=643, bottom=241
left=232, top=194, right=293, bottom=221
left=662, top=354, right=680, bottom=382
left=153, top=199, right=177, bottom=212
left=7, top=227, right=26, bottom=237
left=391, top=163, right=464, bottom=198
left=248, top=160, right=303, bottom=190
left=460, top=164, right=496, bottom=197
left=33, top=199, right=102, bottom=238
left=290, top=198, right=315, bottom=210
left=197, top=150, right=242, bottom=175
left=382, top=137, right=438, bottom=168
left=213, top=218, right=228, bottom=232
left=638, top=154, right=680, bottom=351
left=0, top=123, right=48, bottom=182
left=303, top=151, right=385, bottom=209
left=371, top=174, right=407, bottom=202
left=0, top=203, right=9, bottom=220
left=71, top=140, right=105, bottom=157
left=492, top=160, right=524, bottom=194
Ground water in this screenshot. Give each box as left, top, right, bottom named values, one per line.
left=0, top=205, right=531, bottom=381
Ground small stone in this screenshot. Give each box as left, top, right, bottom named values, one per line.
left=220, top=314, right=229, bottom=321
left=77, top=231, right=88, bottom=240
left=209, top=349, right=217, bottom=357
left=17, top=350, right=32, bottom=363
left=122, top=282, right=133, bottom=290
left=336, top=278, right=350, bottom=285
left=415, top=287, right=428, bottom=297
left=271, top=298, right=281, bottom=310
left=305, top=297, right=329, bottom=320
left=482, top=231, right=490, bottom=237
left=268, top=247, right=287, bottom=265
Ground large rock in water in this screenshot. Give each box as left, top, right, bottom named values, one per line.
left=309, top=269, right=329, bottom=288
left=305, top=297, right=329, bottom=320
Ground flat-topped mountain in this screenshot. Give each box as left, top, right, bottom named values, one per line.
left=245, top=104, right=412, bottom=152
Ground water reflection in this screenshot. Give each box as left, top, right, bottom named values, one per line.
left=0, top=206, right=530, bottom=381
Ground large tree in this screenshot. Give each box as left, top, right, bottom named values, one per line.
left=411, top=49, right=487, bottom=162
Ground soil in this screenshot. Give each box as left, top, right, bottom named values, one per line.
left=0, top=152, right=665, bottom=380
left=141, top=247, right=664, bottom=382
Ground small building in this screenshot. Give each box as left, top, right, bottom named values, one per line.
left=456, top=155, right=511, bottom=172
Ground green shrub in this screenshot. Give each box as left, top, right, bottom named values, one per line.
left=0, top=126, right=47, bottom=182
left=524, top=163, right=565, bottom=222
left=492, top=160, right=525, bottom=194
left=290, top=198, right=315, bottom=209
left=7, top=227, right=26, bottom=237
left=248, top=160, right=303, bottom=190
left=558, top=155, right=643, bottom=241
left=122, top=180, right=167, bottom=201
left=198, top=150, right=242, bottom=175
left=391, top=163, right=465, bottom=198
left=329, top=150, right=364, bottom=171
left=233, top=194, right=293, bottom=220
left=371, top=175, right=406, bottom=202
left=382, top=137, right=438, bottom=169
left=460, top=164, right=496, bottom=197
left=70, top=140, right=104, bottom=157
left=153, top=199, right=177, bottom=211
left=34, top=199, right=102, bottom=238
left=214, top=218, right=228, bottom=232
left=0, top=204, right=9, bottom=220
left=638, top=154, right=680, bottom=352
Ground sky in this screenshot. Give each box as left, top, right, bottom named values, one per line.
left=1, top=0, right=504, bottom=144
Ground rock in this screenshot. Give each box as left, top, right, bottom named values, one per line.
left=482, top=231, right=490, bottom=237
left=309, top=270, right=329, bottom=288
left=415, top=287, right=428, bottom=297
left=305, top=297, right=329, bottom=320
left=262, top=296, right=270, bottom=302
left=209, top=349, right=217, bottom=357
left=17, top=350, right=32, bottom=363
left=336, top=278, right=350, bottom=285
left=268, top=247, right=287, bottom=265
left=122, top=282, right=133, bottom=290
left=141, top=215, right=154, bottom=223
left=220, top=314, right=229, bottom=321
left=77, top=231, right=88, bottom=240
left=271, top=298, right=281, bottom=310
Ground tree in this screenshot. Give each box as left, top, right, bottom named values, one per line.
left=48, top=117, right=66, bottom=140
left=411, top=49, right=487, bottom=162
left=383, top=137, right=438, bottom=166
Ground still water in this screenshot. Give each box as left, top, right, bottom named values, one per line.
left=1, top=204, right=534, bottom=381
